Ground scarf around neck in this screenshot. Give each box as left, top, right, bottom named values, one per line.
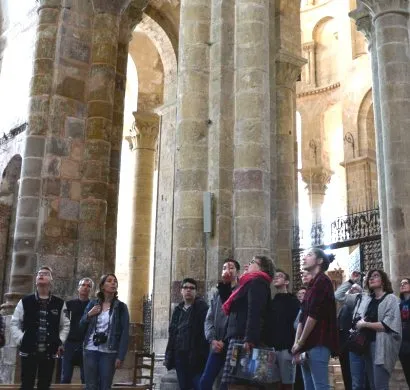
left=222, top=271, right=272, bottom=315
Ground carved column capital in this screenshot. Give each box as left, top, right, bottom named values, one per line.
left=276, top=49, right=307, bottom=88
left=302, top=41, right=316, bottom=52
left=150, top=0, right=180, bottom=7
left=300, top=167, right=333, bottom=194
left=125, top=0, right=149, bottom=34
left=127, top=111, right=159, bottom=151
left=92, top=0, right=133, bottom=15
left=360, top=0, right=409, bottom=17
left=349, top=3, right=374, bottom=46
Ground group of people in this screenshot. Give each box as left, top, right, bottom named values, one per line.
left=164, top=250, right=410, bottom=390
left=3, top=266, right=130, bottom=390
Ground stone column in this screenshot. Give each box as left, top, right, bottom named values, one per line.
left=233, top=0, right=271, bottom=265
left=172, top=0, right=210, bottom=299
left=300, top=167, right=332, bottom=223
left=302, top=42, right=316, bottom=87
left=78, top=0, right=132, bottom=281
left=350, top=2, right=390, bottom=278
left=127, top=111, right=158, bottom=323
left=275, top=51, right=306, bottom=272
left=3, top=0, right=61, bottom=311
left=359, top=0, right=410, bottom=288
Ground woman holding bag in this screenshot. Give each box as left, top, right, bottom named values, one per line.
left=354, top=269, right=401, bottom=390
left=220, top=255, right=274, bottom=390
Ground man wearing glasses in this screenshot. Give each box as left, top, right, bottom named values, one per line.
left=61, top=277, right=94, bottom=384
left=10, top=266, right=70, bottom=390
left=164, top=278, right=209, bottom=390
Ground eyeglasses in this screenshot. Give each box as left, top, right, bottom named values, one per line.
left=400, top=281, right=410, bottom=286
left=182, top=286, right=196, bottom=291
left=37, top=271, right=51, bottom=277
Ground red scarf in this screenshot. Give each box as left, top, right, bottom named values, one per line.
left=222, top=271, right=272, bottom=315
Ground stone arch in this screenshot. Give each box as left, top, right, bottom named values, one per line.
left=312, top=16, right=339, bottom=86
left=357, top=89, right=375, bottom=158
left=0, top=154, right=21, bottom=300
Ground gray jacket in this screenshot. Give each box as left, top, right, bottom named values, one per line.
left=353, top=293, right=401, bottom=374
left=204, top=287, right=228, bottom=342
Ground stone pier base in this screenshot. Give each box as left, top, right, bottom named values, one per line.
left=0, top=315, right=18, bottom=384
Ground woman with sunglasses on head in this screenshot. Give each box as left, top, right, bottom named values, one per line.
left=353, top=269, right=401, bottom=390
left=80, top=274, right=130, bottom=390
left=399, top=277, right=410, bottom=387
left=220, top=255, right=275, bottom=390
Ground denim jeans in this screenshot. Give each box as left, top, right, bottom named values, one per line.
left=301, top=346, right=331, bottom=390
left=350, top=351, right=366, bottom=390
left=61, top=341, right=84, bottom=383
left=364, top=342, right=390, bottom=390
left=83, top=350, right=117, bottom=390
left=21, top=353, right=55, bottom=390
left=175, top=351, right=202, bottom=390
left=199, top=350, right=227, bottom=390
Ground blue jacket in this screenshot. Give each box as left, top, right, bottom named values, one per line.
left=80, top=298, right=130, bottom=361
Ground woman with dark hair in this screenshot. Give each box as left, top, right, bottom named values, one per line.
left=80, top=274, right=130, bottom=390
left=353, top=269, right=401, bottom=390
left=291, top=248, right=338, bottom=390
left=398, top=277, right=410, bottom=386
left=220, top=255, right=274, bottom=390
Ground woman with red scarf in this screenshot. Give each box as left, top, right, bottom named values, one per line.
left=220, top=255, right=274, bottom=390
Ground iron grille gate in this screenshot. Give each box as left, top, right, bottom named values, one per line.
left=292, top=208, right=383, bottom=291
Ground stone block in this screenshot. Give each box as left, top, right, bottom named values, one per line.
left=70, top=181, right=81, bottom=200
left=22, top=157, right=43, bottom=178
left=15, top=218, right=38, bottom=237
left=30, top=74, right=53, bottom=95
left=41, top=237, right=76, bottom=257
left=88, top=101, right=114, bottom=119
left=85, top=141, right=111, bottom=161
left=82, top=161, right=102, bottom=180
left=56, top=76, right=86, bottom=102
left=61, top=159, right=80, bottom=178
left=79, top=200, right=107, bottom=223
left=60, top=180, right=71, bottom=198
left=59, top=198, right=80, bottom=220
left=43, top=178, right=61, bottom=196
left=86, top=117, right=112, bottom=142
left=25, top=136, right=46, bottom=158
left=28, top=115, right=48, bottom=136
left=89, top=65, right=116, bottom=103
left=20, top=178, right=41, bottom=197
left=46, top=137, right=70, bottom=156
left=65, top=117, right=85, bottom=139
left=17, top=197, right=40, bottom=218
left=233, top=169, right=264, bottom=190
left=63, top=37, right=91, bottom=63
left=81, top=181, right=108, bottom=199
left=43, top=156, right=61, bottom=177
left=235, top=216, right=269, bottom=248
left=234, top=191, right=267, bottom=217
left=13, top=237, right=36, bottom=252
left=91, top=42, right=117, bottom=67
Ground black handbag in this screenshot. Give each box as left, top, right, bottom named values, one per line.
left=347, top=329, right=369, bottom=355
left=347, top=294, right=369, bottom=355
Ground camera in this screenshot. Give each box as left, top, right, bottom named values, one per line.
left=93, top=332, right=108, bottom=346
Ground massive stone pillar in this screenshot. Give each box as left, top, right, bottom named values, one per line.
left=2, top=0, right=137, bottom=311
left=171, top=0, right=210, bottom=299
left=233, top=0, right=271, bottom=264
left=275, top=51, right=306, bottom=273
left=355, top=0, right=410, bottom=288
left=350, top=2, right=390, bottom=276
left=206, top=0, right=235, bottom=286
left=127, top=111, right=158, bottom=323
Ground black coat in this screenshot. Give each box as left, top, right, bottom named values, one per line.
left=225, top=278, right=271, bottom=345
left=164, top=297, right=209, bottom=374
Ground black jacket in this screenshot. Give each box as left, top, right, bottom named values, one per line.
left=164, top=297, right=209, bottom=373
left=225, top=278, right=271, bottom=345
left=20, top=294, right=65, bottom=355
left=66, top=298, right=89, bottom=343
left=265, top=293, right=300, bottom=351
